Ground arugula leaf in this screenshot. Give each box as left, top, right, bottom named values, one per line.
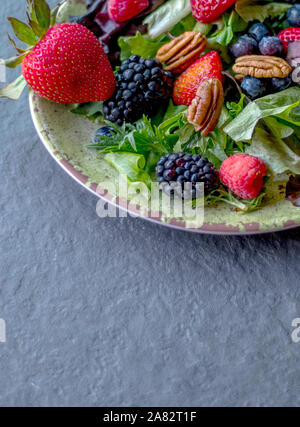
left=118, top=32, right=166, bottom=61
left=144, top=0, right=192, bottom=39
left=235, top=0, right=292, bottom=23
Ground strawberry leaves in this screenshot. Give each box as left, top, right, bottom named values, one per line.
left=32, top=0, right=51, bottom=29
left=0, top=75, right=27, bottom=100
left=7, top=17, right=37, bottom=46
left=2, top=0, right=53, bottom=100
left=7, top=0, right=51, bottom=52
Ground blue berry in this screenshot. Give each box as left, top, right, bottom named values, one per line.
left=94, top=126, right=115, bottom=141
left=259, top=36, right=284, bottom=56
left=287, top=5, right=300, bottom=27
left=230, top=35, right=257, bottom=58
left=241, top=76, right=268, bottom=99
left=248, top=23, right=271, bottom=42
left=271, top=75, right=292, bottom=92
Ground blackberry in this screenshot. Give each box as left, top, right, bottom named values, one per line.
left=156, top=153, right=219, bottom=199
left=103, top=55, right=174, bottom=125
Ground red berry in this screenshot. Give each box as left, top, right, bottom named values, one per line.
left=219, top=154, right=268, bottom=199
left=108, top=0, right=149, bottom=23
left=22, top=23, right=116, bottom=104
left=278, top=27, right=300, bottom=52
left=191, top=0, right=237, bottom=24
left=173, top=51, right=224, bottom=106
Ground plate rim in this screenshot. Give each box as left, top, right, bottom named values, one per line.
left=29, top=92, right=300, bottom=236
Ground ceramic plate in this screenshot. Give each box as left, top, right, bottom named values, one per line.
left=30, top=91, right=300, bottom=235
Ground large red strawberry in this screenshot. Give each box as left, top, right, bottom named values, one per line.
left=191, top=0, right=237, bottom=24
left=22, top=23, right=116, bottom=104
left=108, top=0, right=149, bottom=23
left=278, top=27, right=300, bottom=52
left=173, top=51, right=224, bottom=106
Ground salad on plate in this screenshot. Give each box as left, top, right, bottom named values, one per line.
left=2, top=0, right=300, bottom=229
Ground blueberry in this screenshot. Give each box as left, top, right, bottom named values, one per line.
left=230, top=35, right=257, bottom=58
left=271, top=74, right=292, bottom=91
left=287, top=5, right=300, bottom=27
left=94, top=126, right=115, bottom=141
left=241, top=76, right=268, bottom=99
left=248, top=23, right=271, bottom=42
left=259, top=36, right=284, bottom=56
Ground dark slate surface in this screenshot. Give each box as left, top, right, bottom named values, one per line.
left=0, top=0, right=300, bottom=407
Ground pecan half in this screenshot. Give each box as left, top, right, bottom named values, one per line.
left=233, top=55, right=292, bottom=78
left=156, top=32, right=206, bottom=73
left=187, top=79, right=224, bottom=137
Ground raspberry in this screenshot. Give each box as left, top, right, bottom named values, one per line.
left=220, top=154, right=267, bottom=199
left=278, top=27, right=300, bottom=51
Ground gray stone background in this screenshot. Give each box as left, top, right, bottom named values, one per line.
left=0, top=0, right=300, bottom=407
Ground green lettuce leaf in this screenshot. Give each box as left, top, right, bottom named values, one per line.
left=70, top=102, right=103, bottom=122
left=118, top=32, right=166, bottom=61
left=104, top=152, right=152, bottom=187
left=207, top=11, right=247, bottom=47
left=144, top=0, right=192, bottom=39
left=224, top=87, right=300, bottom=142
left=246, top=126, right=300, bottom=175
left=235, top=0, right=292, bottom=22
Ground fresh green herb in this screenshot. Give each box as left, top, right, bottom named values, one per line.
left=205, top=187, right=266, bottom=212
left=89, top=112, right=186, bottom=185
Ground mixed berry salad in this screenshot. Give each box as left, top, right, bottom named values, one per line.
left=2, top=0, right=300, bottom=213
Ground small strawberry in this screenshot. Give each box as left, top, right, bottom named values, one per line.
left=278, top=27, right=300, bottom=52
left=173, top=51, right=224, bottom=106
left=191, top=0, right=237, bottom=24
left=108, top=0, right=149, bottom=23
left=220, top=154, right=267, bottom=199
left=22, top=23, right=116, bottom=103
left=2, top=0, right=116, bottom=103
